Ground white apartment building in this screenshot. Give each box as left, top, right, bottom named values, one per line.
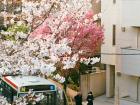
left=101, top=0, right=140, bottom=105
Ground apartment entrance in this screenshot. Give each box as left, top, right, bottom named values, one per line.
left=106, top=65, right=115, bottom=97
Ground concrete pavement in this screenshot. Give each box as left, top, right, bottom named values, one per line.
left=82, top=95, right=114, bottom=105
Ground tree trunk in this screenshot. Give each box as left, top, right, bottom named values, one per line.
left=63, top=76, right=68, bottom=105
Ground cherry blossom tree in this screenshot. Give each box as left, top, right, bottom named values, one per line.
left=0, top=0, right=103, bottom=82
left=28, top=3, right=103, bottom=105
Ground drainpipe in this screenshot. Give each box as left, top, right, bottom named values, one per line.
left=137, top=77, right=140, bottom=101
left=137, top=29, right=139, bottom=48
left=116, top=72, right=121, bottom=105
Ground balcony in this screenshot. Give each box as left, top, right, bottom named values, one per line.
left=120, top=97, right=140, bottom=105
left=121, top=48, right=140, bottom=76
left=121, top=0, right=140, bottom=27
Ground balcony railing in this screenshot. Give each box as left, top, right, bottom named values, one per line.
left=121, top=48, right=140, bottom=76
left=121, top=0, right=140, bottom=27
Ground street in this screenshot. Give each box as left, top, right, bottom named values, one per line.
left=82, top=95, right=114, bottom=105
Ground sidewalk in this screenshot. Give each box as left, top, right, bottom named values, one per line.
left=48, top=79, right=114, bottom=105
left=82, top=95, right=114, bottom=105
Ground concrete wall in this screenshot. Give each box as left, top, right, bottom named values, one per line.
left=101, top=0, right=140, bottom=66
left=101, top=0, right=116, bottom=65
left=115, top=0, right=140, bottom=104
left=80, top=71, right=106, bottom=100
left=119, top=75, right=138, bottom=100
left=106, top=65, right=115, bottom=98
left=121, top=0, right=140, bottom=27
left=121, top=49, right=140, bottom=76
left=101, top=0, right=140, bottom=105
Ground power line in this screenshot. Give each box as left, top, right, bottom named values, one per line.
left=95, top=52, right=140, bottom=55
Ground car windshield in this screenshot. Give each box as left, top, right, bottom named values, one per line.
left=18, top=93, right=28, bottom=97
left=18, top=91, right=57, bottom=105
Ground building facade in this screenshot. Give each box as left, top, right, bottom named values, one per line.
left=101, top=0, right=140, bottom=105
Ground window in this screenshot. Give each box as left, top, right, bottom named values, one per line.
left=112, top=25, right=116, bottom=45
left=0, top=80, right=17, bottom=103
left=20, top=85, right=55, bottom=92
